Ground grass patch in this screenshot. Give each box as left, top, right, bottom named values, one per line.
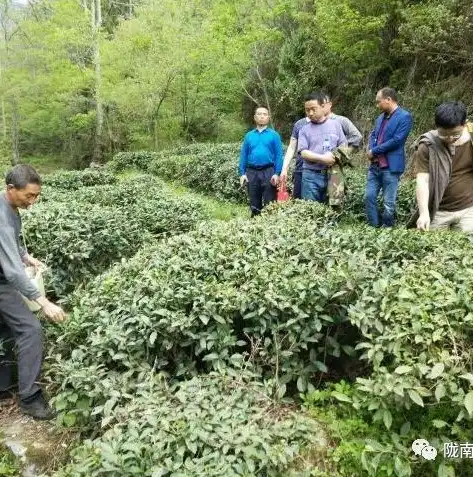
left=118, top=170, right=248, bottom=221
left=168, top=181, right=248, bottom=221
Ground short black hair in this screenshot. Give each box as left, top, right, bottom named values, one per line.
left=435, top=101, right=467, bottom=128
left=378, top=87, right=398, bottom=102
left=304, top=91, right=331, bottom=104
left=5, top=164, right=42, bottom=189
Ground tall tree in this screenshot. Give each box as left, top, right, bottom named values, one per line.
left=92, top=0, right=104, bottom=163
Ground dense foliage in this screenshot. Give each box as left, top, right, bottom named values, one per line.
left=2, top=0, right=473, bottom=164
left=23, top=175, right=207, bottom=297
left=39, top=191, right=473, bottom=476
left=110, top=144, right=246, bottom=202
left=41, top=169, right=118, bottom=190
left=55, top=374, right=325, bottom=477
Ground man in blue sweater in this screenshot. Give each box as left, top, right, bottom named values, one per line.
left=239, top=107, right=283, bottom=216
left=365, top=87, right=413, bottom=227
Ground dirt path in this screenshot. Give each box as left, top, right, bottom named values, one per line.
left=0, top=398, right=72, bottom=476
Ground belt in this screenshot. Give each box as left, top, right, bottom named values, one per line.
left=247, top=164, right=274, bottom=171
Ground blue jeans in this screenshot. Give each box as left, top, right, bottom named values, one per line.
left=364, top=166, right=401, bottom=227
left=302, top=169, right=328, bottom=203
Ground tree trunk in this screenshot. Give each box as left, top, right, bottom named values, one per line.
left=0, top=52, right=6, bottom=143
left=92, top=0, right=104, bottom=164
left=1, top=0, right=10, bottom=147
left=10, top=96, right=19, bottom=165
left=1, top=98, right=6, bottom=143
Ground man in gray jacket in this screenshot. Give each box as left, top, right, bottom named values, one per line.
left=0, top=165, right=65, bottom=419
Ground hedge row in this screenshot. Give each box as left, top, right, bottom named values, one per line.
left=47, top=200, right=473, bottom=475
left=108, top=145, right=418, bottom=223
left=42, top=169, right=118, bottom=189
left=24, top=176, right=208, bottom=297
left=108, top=144, right=246, bottom=203
left=55, top=374, right=324, bottom=477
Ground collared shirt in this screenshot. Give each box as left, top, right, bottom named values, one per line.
left=297, top=117, right=347, bottom=171
left=0, top=193, right=41, bottom=300
left=239, top=127, right=283, bottom=176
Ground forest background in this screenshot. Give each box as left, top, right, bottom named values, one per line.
left=0, top=0, right=472, bottom=167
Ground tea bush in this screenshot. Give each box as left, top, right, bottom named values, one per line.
left=114, top=143, right=246, bottom=202
left=39, top=175, right=168, bottom=207
left=148, top=143, right=246, bottom=203
left=110, top=144, right=418, bottom=223
left=44, top=196, right=473, bottom=477
left=42, top=169, right=118, bottom=189
left=106, top=151, right=159, bottom=173
left=48, top=208, right=466, bottom=426
left=54, top=373, right=326, bottom=477
left=23, top=179, right=208, bottom=297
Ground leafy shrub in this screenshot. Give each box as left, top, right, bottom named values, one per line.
left=42, top=169, right=118, bottom=190
left=147, top=154, right=194, bottom=183
left=39, top=175, right=168, bottom=207
left=48, top=207, right=464, bottom=426
left=113, top=143, right=247, bottom=203
left=149, top=143, right=246, bottom=202
left=303, top=380, right=473, bottom=477
left=54, top=373, right=325, bottom=477
left=23, top=178, right=207, bottom=297
left=44, top=198, right=473, bottom=477
left=106, top=151, right=159, bottom=173
left=262, top=199, right=340, bottom=223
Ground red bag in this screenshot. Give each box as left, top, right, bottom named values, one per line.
left=277, top=182, right=290, bottom=202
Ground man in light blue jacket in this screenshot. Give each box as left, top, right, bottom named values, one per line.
left=365, top=87, right=413, bottom=227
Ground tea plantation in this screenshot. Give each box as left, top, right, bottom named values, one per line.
left=7, top=146, right=473, bottom=476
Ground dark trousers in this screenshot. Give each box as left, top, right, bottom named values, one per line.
left=293, top=170, right=303, bottom=200
left=247, top=166, right=276, bottom=217
left=0, top=282, right=43, bottom=400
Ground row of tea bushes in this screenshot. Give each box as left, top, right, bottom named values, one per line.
left=24, top=175, right=208, bottom=297
left=42, top=169, right=118, bottom=189
left=108, top=144, right=246, bottom=203
left=108, top=144, right=418, bottom=224
left=54, top=373, right=325, bottom=477
left=48, top=200, right=473, bottom=476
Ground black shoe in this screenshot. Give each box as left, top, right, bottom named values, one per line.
left=20, top=393, right=56, bottom=420
left=0, top=386, right=17, bottom=400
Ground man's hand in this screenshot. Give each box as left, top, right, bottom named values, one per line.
left=321, top=153, right=336, bottom=167
left=36, top=296, right=66, bottom=323
left=270, top=175, right=279, bottom=186
left=240, top=175, right=248, bottom=187
left=417, top=213, right=430, bottom=231
left=24, top=254, right=46, bottom=271
left=367, top=150, right=374, bottom=160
